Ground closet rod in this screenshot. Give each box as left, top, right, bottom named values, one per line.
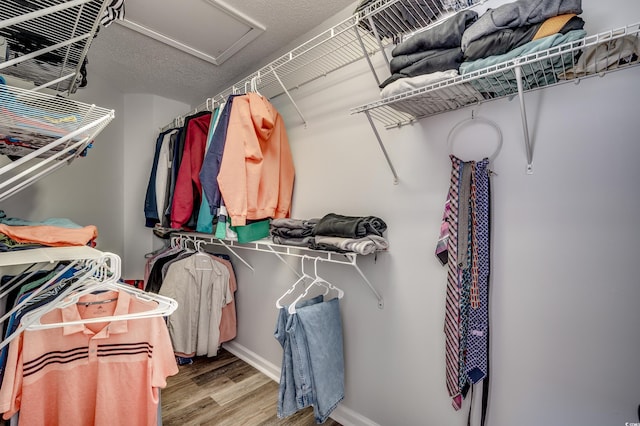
left=174, top=232, right=384, bottom=309
left=159, top=98, right=217, bottom=133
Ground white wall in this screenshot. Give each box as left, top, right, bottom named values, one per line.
left=0, top=73, right=126, bottom=256
left=2, top=1, right=638, bottom=425
left=121, top=94, right=190, bottom=279
left=0, top=79, right=188, bottom=276
left=226, top=1, right=640, bottom=425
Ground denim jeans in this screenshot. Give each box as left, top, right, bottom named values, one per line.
left=274, top=295, right=323, bottom=418
left=294, top=298, right=344, bottom=424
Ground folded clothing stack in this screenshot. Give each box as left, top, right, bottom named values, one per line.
left=270, top=218, right=319, bottom=247
left=310, top=213, right=389, bottom=255
left=380, top=10, right=478, bottom=92
left=380, top=0, right=591, bottom=100
left=270, top=213, right=389, bottom=255
left=459, top=0, right=586, bottom=95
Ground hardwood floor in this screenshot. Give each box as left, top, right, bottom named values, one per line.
left=161, top=348, right=342, bottom=426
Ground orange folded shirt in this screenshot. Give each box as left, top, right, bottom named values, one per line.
left=0, top=224, right=98, bottom=247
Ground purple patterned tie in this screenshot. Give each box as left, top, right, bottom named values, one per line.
left=465, top=159, right=490, bottom=384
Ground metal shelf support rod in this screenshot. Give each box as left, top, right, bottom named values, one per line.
left=364, top=110, right=399, bottom=184
left=354, top=24, right=382, bottom=86
left=367, top=15, right=391, bottom=69
left=216, top=239, right=255, bottom=272
left=269, top=65, right=307, bottom=127
left=514, top=66, right=534, bottom=174
left=347, top=257, right=384, bottom=309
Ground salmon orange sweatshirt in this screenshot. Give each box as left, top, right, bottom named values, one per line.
left=217, top=93, right=295, bottom=226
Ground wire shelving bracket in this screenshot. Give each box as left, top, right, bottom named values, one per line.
left=175, top=232, right=385, bottom=309
left=351, top=23, right=640, bottom=175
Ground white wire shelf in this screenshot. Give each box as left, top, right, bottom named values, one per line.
left=351, top=23, right=640, bottom=129
left=0, top=83, right=115, bottom=201
left=0, top=246, right=104, bottom=267
left=163, top=0, right=483, bottom=130
left=216, top=1, right=482, bottom=99
left=174, top=232, right=386, bottom=309
left=0, top=0, right=108, bottom=94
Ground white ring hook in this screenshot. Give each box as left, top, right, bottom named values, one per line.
left=447, top=114, right=503, bottom=163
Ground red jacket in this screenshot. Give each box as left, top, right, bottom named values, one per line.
left=170, top=113, right=211, bottom=229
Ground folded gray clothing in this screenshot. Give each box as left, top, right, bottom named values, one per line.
left=313, top=235, right=389, bottom=255
left=270, top=217, right=319, bottom=238
left=270, top=218, right=320, bottom=229
left=271, top=227, right=315, bottom=238
left=315, top=213, right=387, bottom=238
left=380, top=48, right=463, bottom=88
left=461, top=0, right=583, bottom=51
left=272, top=235, right=314, bottom=247
left=390, top=47, right=465, bottom=74
left=392, top=10, right=478, bottom=56
left=464, top=15, right=585, bottom=61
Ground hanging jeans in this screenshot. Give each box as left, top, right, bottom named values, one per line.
left=275, top=297, right=345, bottom=423
left=292, top=298, right=345, bottom=424
left=274, top=295, right=323, bottom=418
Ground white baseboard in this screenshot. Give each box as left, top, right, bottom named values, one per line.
left=221, top=341, right=280, bottom=382
left=221, top=341, right=380, bottom=426
left=329, top=404, right=382, bottom=426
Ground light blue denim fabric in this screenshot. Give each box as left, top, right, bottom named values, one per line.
left=274, top=295, right=323, bottom=418
left=294, top=297, right=345, bottom=423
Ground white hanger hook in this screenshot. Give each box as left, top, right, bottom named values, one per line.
left=313, top=257, right=321, bottom=278
left=300, top=255, right=309, bottom=276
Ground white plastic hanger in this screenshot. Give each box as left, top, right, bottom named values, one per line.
left=250, top=74, right=262, bottom=97
left=193, top=240, right=213, bottom=271
left=275, top=255, right=315, bottom=309
left=288, top=258, right=344, bottom=315
left=447, top=111, right=503, bottom=163
left=21, top=254, right=178, bottom=331
left=0, top=255, right=107, bottom=351
left=22, top=280, right=178, bottom=331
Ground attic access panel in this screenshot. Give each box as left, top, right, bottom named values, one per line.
left=119, top=0, right=265, bottom=65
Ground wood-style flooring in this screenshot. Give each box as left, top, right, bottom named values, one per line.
left=161, top=348, right=342, bottom=426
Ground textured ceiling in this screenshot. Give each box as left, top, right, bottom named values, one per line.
left=87, top=0, right=357, bottom=106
